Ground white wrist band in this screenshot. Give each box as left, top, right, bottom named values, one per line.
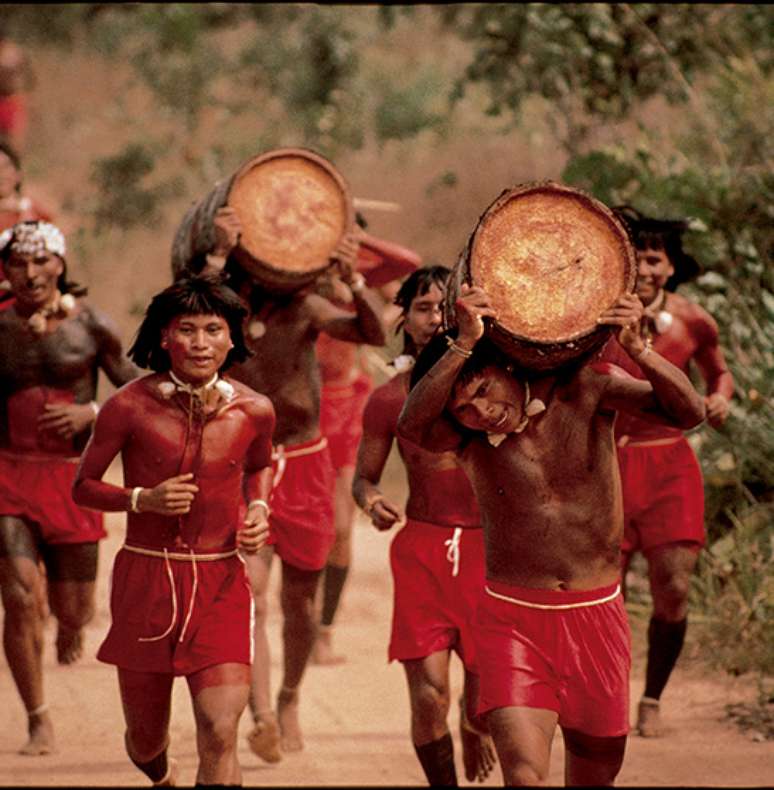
left=248, top=498, right=270, bottom=516
left=130, top=487, right=144, bottom=513
left=89, top=401, right=99, bottom=418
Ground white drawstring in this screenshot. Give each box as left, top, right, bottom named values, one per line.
left=138, top=549, right=178, bottom=642
left=178, top=550, right=198, bottom=643
left=444, top=527, right=463, bottom=577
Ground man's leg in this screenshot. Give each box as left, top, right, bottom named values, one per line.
left=188, top=663, right=251, bottom=786
left=241, top=545, right=281, bottom=763
left=118, top=667, right=176, bottom=785
left=0, top=516, right=54, bottom=755
left=562, top=728, right=627, bottom=787
left=276, top=559, right=324, bottom=751
left=459, top=669, right=497, bottom=783
left=486, top=705, right=558, bottom=786
left=637, top=542, right=699, bottom=736
left=403, top=650, right=458, bottom=786
left=43, top=542, right=98, bottom=665
left=313, top=465, right=356, bottom=666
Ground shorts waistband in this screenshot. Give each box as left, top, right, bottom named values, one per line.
left=617, top=435, right=684, bottom=448
left=272, top=435, right=328, bottom=460
left=485, top=580, right=621, bottom=610
left=122, top=543, right=238, bottom=562
left=405, top=517, right=482, bottom=532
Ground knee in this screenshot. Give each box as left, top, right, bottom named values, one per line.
left=197, top=711, right=239, bottom=755
left=501, top=760, right=547, bottom=786
left=1, top=580, right=39, bottom=621
left=654, top=573, right=692, bottom=616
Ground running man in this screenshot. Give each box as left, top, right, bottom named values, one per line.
left=0, top=220, right=138, bottom=755
left=353, top=265, right=497, bottom=785
left=607, top=207, right=734, bottom=737
left=72, top=275, right=276, bottom=786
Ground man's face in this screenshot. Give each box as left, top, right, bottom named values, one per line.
left=448, top=365, right=521, bottom=434
left=404, top=283, right=444, bottom=351
left=5, top=249, right=63, bottom=310
left=635, top=245, right=674, bottom=305
left=162, top=313, right=233, bottom=384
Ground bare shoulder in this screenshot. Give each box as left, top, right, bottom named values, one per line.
left=226, top=377, right=276, bottom=417
left=668, top=292, right=719, bottom=340
left=99, top=375, right=155, bottom=419
left=74, top=299, right=122, bottom=337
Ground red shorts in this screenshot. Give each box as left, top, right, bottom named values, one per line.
left=475, top=580, right=631, bottom=737
left=320, top=373, right=373, bottom=470
left=0, top=94, right=27, bottom=137
left=617, top=437, right=705, bottom=554
left=98, top=545, right=253, bottom=676
left=268, top=436, right=335, bottom=571
left=0, top=450, right=105, bottom=544
left=389, top=519, right=485, bottom=672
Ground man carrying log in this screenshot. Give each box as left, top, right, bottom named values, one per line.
left=397, top=282, right=705, bottom=786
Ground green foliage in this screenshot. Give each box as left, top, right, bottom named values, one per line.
left=374, top=70, right=448, bottom=143
left=439, top=4, right=774, bottom=152
left=691, top=504, right=774, bottom=676
left=90, top=142, right=184, bottom=231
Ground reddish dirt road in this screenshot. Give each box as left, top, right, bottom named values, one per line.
left=1, top=461, right=771, bottom=787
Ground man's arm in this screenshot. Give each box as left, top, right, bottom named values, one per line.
left=597, top=294, right=706, bottom=429
left=352, top=388, right=403, bottom=531
left=239, top=398, right=276, bottom=553
left=307, top=232, right=387, bottom=346
left=397, top=284, right=496, bottom=452
left=690, top=308, right=734, bottom=427
left=73, top=393, right=199, bottom=515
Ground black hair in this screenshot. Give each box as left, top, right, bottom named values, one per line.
left=613, top=205, right=701, bottom=291
left=393, top=264, right=450, bottom=355
left=128, top=275, right=251, bottom=372
left=0, top=219, right=87, bottom=296
left=410, top=331, right=514, bottom=393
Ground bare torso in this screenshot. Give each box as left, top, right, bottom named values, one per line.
left=367, top=372, right=481, bottom=527
left=0, top=301, right=137, bottom=453
left=457, top=366, right=623, bottom=589
left=93, top=375, right=273, bottom=553
left=229, top=291, right=322, bottom=445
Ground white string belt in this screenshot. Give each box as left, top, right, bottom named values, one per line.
left=271, top=436, right=328, bottom=490
left=484, top=584, right=621, bottom=610
left=444, top=527, right=463, bottom=577
left=122, top=543, right=237, bottom=644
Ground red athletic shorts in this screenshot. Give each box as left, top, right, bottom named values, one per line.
left=98, top=545, right=253, bottom=676
left=474, top=580, right=631, bottom=737
left=0, top=450, right=105, bottom=544
left=617, top=437, right=705, bottom=554
left=0, top=94, right=27, bottom=138
left=320, top=373, right=373, bottom=471
left=268, top=436, right=335, bottom=571
left=389, top=518, right=485, bottom=672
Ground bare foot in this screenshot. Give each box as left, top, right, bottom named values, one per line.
left=153, top=757, right=179, bottom=786
left=277, top=687, right=303, bottom=752
left=19, top=710, right=55, bottom=756
left=459, top=697, right=497, bottom=782
left=247, top=713, right=282, bottom=763
left=56, top=624, right=83, bottom=665
left=310, top=627, right=346, bottom=666
left=637, top=697, right=662, bottom=737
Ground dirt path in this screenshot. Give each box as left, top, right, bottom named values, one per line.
left=1, top=466, right=771, bottom=786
